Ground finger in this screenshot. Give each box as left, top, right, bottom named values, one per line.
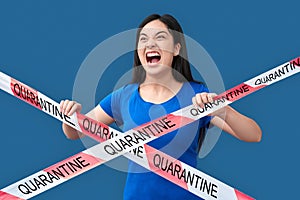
left=195, top=94, right=204, bottom=108
left=192, top=97, right=197, bottom=107
left=61, top=99, right=70, bottom=114
left=211, top=93, right=217, bottom=98
left=65, top=101, right=76, bottom=116
left=208, top=93, right=217, bottom=102
left=200, top=92, right=209, bottom=104
left=69, top=102, right=82, bottom=116
left=60, top=100, right=64, bottom=112
left=67, top=104, right=77, bottom=116
left=207, top=93, right=213, bottom=102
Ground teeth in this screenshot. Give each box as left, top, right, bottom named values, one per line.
left=146, top=52, right=160, bottom=57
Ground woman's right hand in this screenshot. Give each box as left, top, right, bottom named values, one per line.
left=60, top=99, right=114, bottom=140
left=60, top=100, right=83, bottom=139
left=60, top=100, right=82, bottom=116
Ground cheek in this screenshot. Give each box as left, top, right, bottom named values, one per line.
left=137, top=43, right=143, bottom=51
left=137, top=40, right=147, bottom=51
left=161, top=52, right=174, bottom=66
left=157, top=40, right=175, bottom=52
left=137, top=50, right=145, bottom=63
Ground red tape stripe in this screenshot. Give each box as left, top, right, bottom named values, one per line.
left=10, top=79, right=42, bottom=110
left=235, top=189, right=255, bottom=200
left=145, top=145, right=189, bottom=190
left=0, top=191, right=24, bottom=200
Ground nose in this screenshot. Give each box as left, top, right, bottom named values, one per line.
left=146, top=38, right=157, bottom=49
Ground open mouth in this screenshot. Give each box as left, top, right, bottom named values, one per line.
left=146, top=51, right=161, bottom=64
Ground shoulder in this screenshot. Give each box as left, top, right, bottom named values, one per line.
left=122, top=83, right=138, bottom=92
left=109, top=83, right=138, bottom=102
left=112, top=83, right=138, bottom=97
left=100, top=83, right=138, bottom=104
left=99, top=83, right=138, bottom=122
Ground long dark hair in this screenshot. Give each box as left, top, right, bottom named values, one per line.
left=131, top=14, right=207, bottom=153
left=132, top=14, right=197, bottom=83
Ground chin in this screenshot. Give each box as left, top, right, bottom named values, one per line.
left=143, top=64, right=171, bottom=77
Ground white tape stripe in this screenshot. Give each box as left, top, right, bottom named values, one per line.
left=1, top=151, right=104, bottom=199
left=182, top=162, right=238, bottom=200
left=245, top=60, right=300, bottom=87
left=125, top=144, right=151, bottom=171
left=0, top=57, right=299, bottom=199
left=2, top=170, right=65, bottom=199
left=0, top=72, right=14, bottom=95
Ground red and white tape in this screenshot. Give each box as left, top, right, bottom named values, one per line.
left=0, top=57, right=299, bottom=199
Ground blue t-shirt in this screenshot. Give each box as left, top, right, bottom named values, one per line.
left=100, top=81, right=210, bottom=200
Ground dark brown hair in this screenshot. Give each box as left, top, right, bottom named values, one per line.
left=132, top=14, right=197, bottom=84
left=132, top=14, right=207, bottom=153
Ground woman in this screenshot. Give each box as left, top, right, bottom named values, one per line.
left=60, top=14, right=262, bottom=200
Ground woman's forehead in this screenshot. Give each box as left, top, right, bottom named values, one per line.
left=140, top=20, right=170, bottom=36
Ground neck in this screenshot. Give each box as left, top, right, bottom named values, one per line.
left=139, top=72, right=184, bottom=104
left=142, top=71, right=180, bottom=92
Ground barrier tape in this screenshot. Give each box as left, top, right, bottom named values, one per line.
left=0, top=57, right=299, bottom=199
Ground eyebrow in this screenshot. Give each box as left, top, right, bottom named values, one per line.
left=139, top=30, right=169, bottom=37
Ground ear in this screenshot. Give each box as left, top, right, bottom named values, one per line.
left=173, top=43, right=181, bottom=56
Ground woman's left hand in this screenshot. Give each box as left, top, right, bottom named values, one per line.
left=192, top=92, right=225, bottom=117
left=192, top=92, right=262, bottom=142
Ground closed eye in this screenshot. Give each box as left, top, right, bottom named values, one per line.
left=140, top=36, right=148, bottom=42
left=156, top=35, right=166, bottom=40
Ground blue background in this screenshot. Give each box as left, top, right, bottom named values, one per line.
left=0, top=0, right=299, bottom=199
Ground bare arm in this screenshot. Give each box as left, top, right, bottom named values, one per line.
left=60, top=100, right=114, bottom=140
left=210, top=106, right=262, bottom=142
left=192, top=93, right=262, bottom=142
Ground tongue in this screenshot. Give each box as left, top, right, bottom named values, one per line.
left=150, top=58, right=160, bottom=63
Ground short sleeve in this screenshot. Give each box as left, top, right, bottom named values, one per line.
left=99, top=93, right=113, bottom=117
left=99, top=87, right=124, bottom=126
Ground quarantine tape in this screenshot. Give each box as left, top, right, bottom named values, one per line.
left=0, top=57, right=299, bottom=200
